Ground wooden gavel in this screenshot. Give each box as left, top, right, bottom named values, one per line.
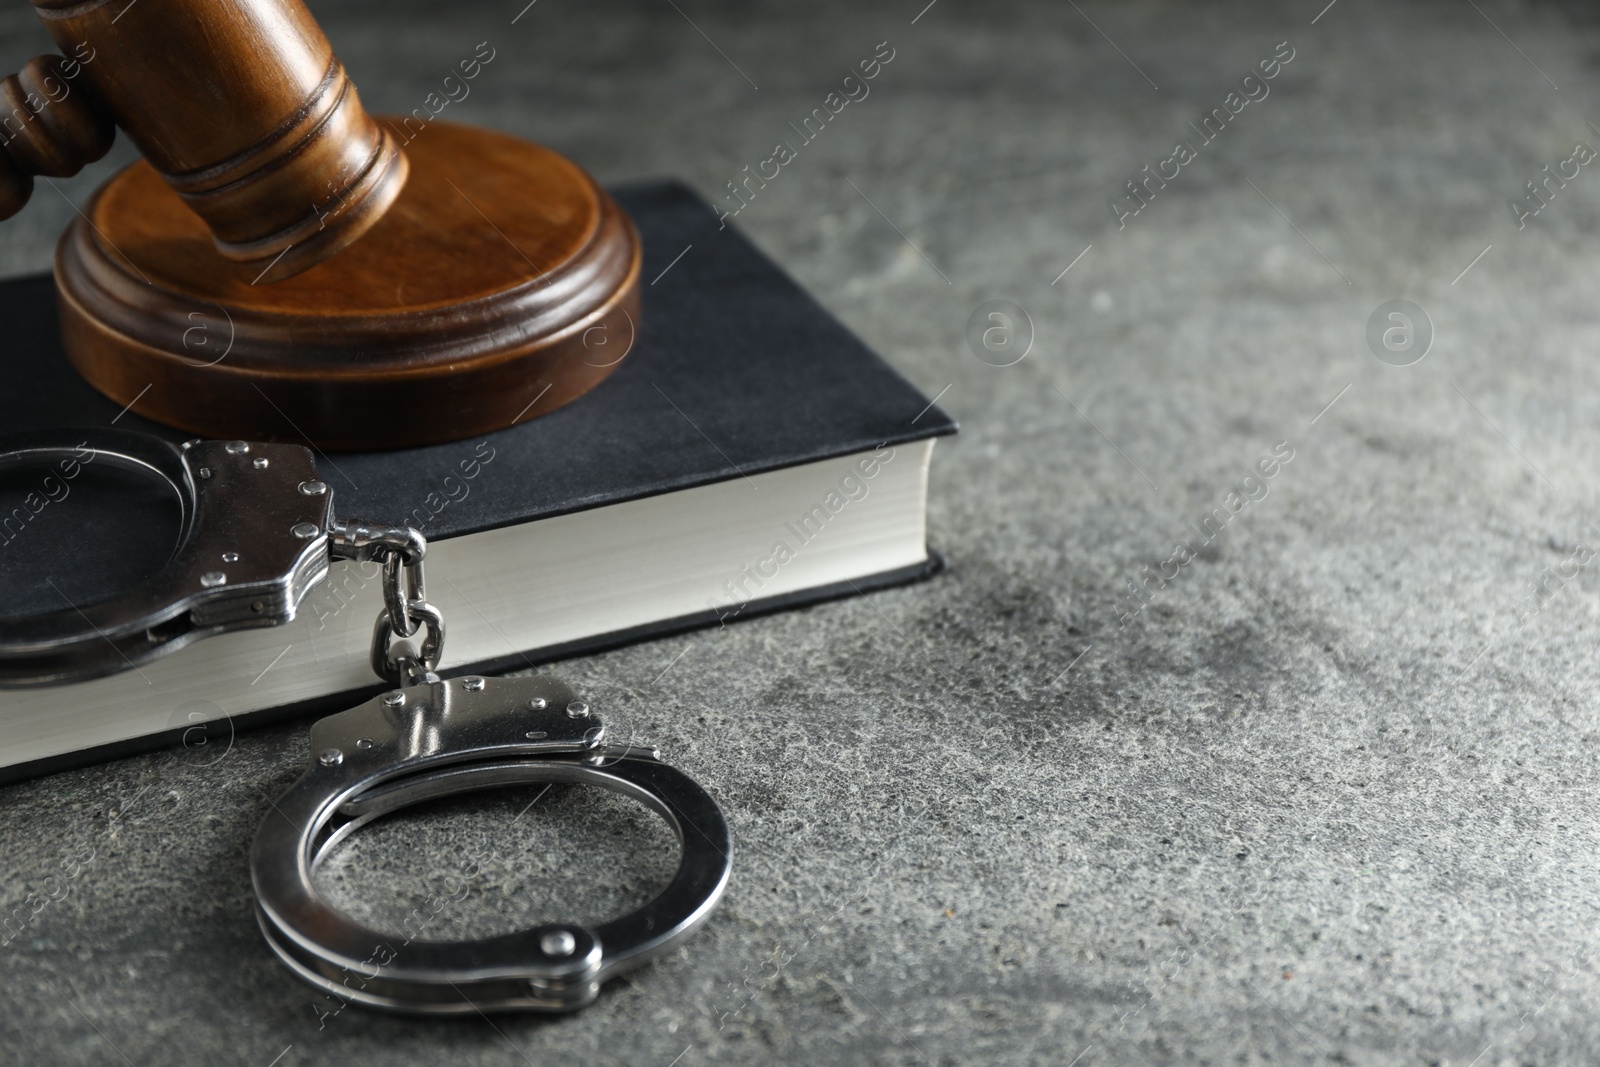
left=0, top=0, right=641, bottom=450
left=0, top=0, right=407, bottom=281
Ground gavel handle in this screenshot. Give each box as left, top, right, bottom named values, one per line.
left=0, top=54, right=115, bottom=219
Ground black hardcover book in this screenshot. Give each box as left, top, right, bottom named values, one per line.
left=0, top=179, right=955, bottom=782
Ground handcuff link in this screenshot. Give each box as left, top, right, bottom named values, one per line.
left=324, top=519, right=444, bottom=688
left=0, top=429, right=732, bottom=1014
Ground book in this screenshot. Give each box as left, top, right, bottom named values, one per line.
left=0, top=179, right=956, bottom=782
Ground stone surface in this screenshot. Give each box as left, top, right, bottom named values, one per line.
left=5, top=0, right=1600, bottom=1063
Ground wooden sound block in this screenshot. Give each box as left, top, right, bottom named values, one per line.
left=56, top=121, right=641, bottom=451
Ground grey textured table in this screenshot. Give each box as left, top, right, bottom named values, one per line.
left=5, top=0, right=1600, bottom=1063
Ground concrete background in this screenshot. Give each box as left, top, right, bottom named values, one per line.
left=5, top=0, right=1600, bottom=1062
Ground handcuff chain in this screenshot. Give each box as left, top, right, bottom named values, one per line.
left=328, top=519, right=444, bottom=688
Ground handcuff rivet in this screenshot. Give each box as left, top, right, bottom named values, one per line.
left=252, top=457, right=270, bottom=469
left=299, top=480, right=328, bottom=496
left=2, top=434, right=735, bottom=1014
left=247, top=670, right=733, bottom=1016
left=463, top=676, right=485, bottom=691
left=540, top=930, right=577, bottom=957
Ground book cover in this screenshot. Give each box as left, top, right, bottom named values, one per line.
left=0, top=179, right=956, bottom=780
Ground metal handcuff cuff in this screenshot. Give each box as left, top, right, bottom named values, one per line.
left=0, top=429, right=731, bottom=1015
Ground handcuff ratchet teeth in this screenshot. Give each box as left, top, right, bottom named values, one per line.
left=0, top=428, right=731, bottom=1014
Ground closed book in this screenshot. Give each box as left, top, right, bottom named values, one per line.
left=0, top=179, right=955, bottom=782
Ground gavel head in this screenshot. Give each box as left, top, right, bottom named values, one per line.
left=0, top=0, right=407, bottom=282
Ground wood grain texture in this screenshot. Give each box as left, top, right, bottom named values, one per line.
left=57, top=121, right=642, bottom=450
left=0, top=53, right=114, bottom=218
left=26, top=0, right=406, bottom=280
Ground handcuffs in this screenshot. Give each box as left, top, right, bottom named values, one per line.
left=0, top=429, right=731, bottom=1014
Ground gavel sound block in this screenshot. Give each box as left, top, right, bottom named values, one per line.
left=0, top=0, right=640, bottom=450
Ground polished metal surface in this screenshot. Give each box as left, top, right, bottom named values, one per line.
left=0, top=429, right=446, bottom=690
left=2, top=429, right=731, bottom=1015
left=368, top=600, right=445, bottom=687
left=328, top=519, right=427, bottom=637
left=328, top=519, right=444, bottom=688
left=249, top=674, right=733, bottom=1015
left=0, top=429, right=332, bottom=686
